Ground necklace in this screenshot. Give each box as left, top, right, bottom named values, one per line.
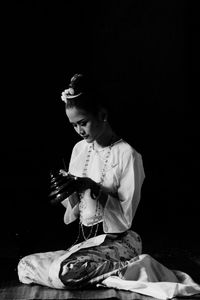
left=68, top=135, right=121, bottom=248
left=68, top=143, right=112, bottom=246
left=79, top=140, right=112, bottom=241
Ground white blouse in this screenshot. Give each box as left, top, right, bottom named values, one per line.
left=62, top=139, right=145, bottom=233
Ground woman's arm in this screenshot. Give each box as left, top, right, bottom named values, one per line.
left=101, top=150, right=145, bottom=233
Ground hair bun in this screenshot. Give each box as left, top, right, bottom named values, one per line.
left=69, top=73, right=84, bottom=94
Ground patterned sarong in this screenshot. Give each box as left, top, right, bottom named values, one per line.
left=18, top=230, right=141, bottom=289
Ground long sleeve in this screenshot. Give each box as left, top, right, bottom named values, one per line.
left=103, top=149, right=145, bottom=233
left=62, top=193, right=79, bottom=224
left=61, top=142, right=83, bottom=225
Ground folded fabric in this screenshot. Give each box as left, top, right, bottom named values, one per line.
left=101, top=254, right=200, bottom=299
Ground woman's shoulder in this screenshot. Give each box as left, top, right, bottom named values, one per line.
left=115, top=139, right=137, bottom=156
left=71, top=140, right=88, bottom=155
left=115, top=140, right=144, bottom=172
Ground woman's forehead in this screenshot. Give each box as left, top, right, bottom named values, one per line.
left=66, top=107, right=92, bottom=123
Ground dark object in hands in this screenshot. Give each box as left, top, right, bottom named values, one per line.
left=49, top=171, right=77, bottom=205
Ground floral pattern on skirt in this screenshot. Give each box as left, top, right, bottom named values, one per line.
left=18, top=230, right=141, bottom=289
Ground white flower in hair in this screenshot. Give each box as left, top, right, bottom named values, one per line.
left=61, top=74, right=83, bottom=103
left=61, top=87, right=82, bottom=103
left=61, top=88, right=75, bottom=103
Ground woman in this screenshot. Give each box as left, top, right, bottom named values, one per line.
left=17, top=74, right=200, bottom=299
left=18, top=73, right=145, bottom=289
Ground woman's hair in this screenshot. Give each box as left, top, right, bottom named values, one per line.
left=62, top=73, right=106, bottom=115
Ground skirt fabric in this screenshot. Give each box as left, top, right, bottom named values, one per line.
left=18, top=230, right=142, bottom=289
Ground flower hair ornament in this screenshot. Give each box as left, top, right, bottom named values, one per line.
left=61, top=73, right=83, bottom=104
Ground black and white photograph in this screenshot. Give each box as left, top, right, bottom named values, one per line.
left=1, top=1, right=200, bottom=300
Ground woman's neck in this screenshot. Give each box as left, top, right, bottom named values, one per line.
left=93, top=124, right=120, bottom=150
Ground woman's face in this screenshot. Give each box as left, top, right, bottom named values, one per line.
left=66, top=106, right=105, bottom=143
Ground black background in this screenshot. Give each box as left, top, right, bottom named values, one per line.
left=1, top=1, right=199, bottom=256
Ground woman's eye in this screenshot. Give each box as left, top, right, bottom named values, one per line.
left=72, top=120, right=87, bottom=128
left=80, top=121, right=87, bottom=126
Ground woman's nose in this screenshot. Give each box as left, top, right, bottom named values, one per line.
left=77, top=125, right=84, bottom=135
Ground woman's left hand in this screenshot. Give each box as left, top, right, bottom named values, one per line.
left=72, top=177, right=100, bottom=199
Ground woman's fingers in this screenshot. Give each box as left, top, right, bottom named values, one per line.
left=59, top=169, right=69, bottom=176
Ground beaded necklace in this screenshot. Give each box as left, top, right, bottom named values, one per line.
left=68, top=135, right=122, bottom=247
left=79, top=141, right=112, bottom=240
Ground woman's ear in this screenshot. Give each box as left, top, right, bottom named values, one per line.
left=98, top=108, right=108, bottom=122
